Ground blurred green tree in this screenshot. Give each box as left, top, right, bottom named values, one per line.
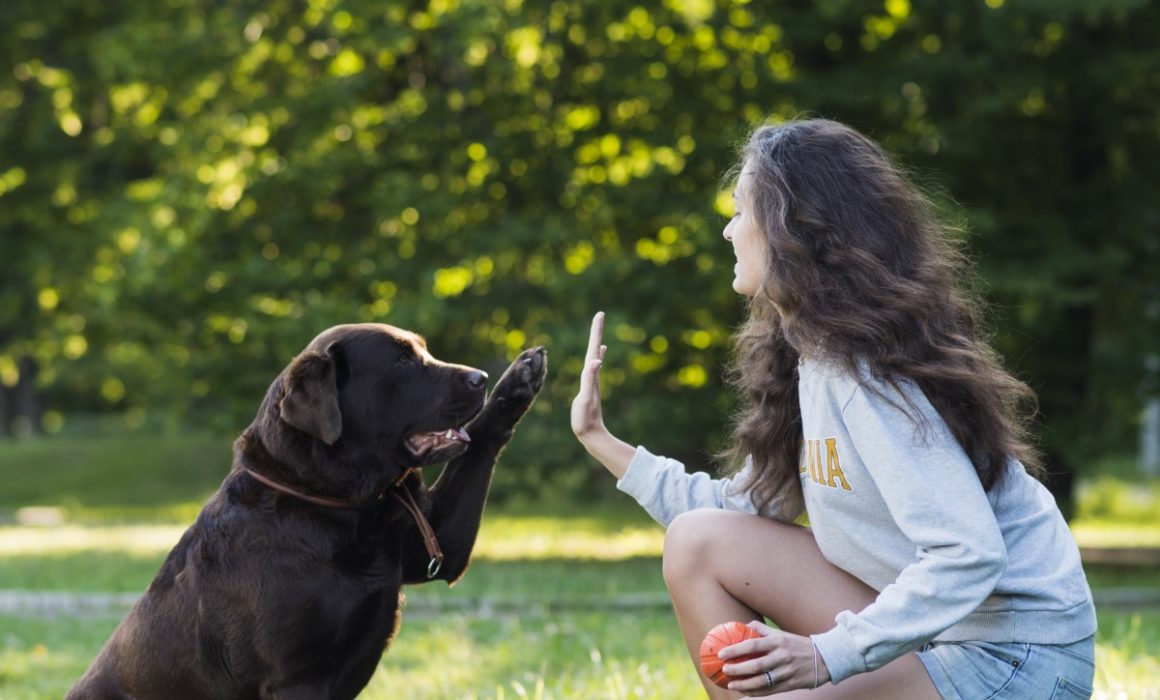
left=0, top=0, right=1155, bottom=505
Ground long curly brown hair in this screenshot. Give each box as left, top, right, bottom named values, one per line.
left=722, top=119, right=1042, bottom=516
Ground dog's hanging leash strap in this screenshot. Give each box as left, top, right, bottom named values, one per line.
left=242, top=465, right=443, bottom=579
left=392, top=471, right=444, bottom=579
left=242, top=468, right=355, bottom=509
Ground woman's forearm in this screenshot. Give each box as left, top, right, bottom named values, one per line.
left=579, top=428, right=636, bottom=479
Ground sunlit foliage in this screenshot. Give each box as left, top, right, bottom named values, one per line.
left=0, top=0, right=1156, bottom=498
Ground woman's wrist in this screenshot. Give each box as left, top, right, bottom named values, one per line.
left=578, top=428, right=635, bottom=479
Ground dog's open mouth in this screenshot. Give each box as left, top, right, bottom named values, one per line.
left=404, top=427, right=471, bottom=461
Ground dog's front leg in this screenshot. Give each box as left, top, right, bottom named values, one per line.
left=403, top=346, right=546, bottom=584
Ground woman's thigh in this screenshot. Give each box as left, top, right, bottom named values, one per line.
left=664, top=509, right=941, bottom=700
left=664, top=509, right=876, bottom=634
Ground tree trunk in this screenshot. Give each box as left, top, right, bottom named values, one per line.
left=12, top=356, right=42, bottom=437
left=0, top=385, right=10, bottom=437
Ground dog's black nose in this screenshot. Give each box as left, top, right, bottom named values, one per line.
left=466, top=370, right=488, bottom=389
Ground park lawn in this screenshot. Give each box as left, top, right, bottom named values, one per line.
left=1, top=558, right=1157, bottom=699
left=0, top=608, right=703, bottom=700
left=1, top=434, right=1159, bottom=698
left=2, top=561, right=1158, bottom=700
left=3, top=609, right=1156, bottom=700
left=1, top=511, right=1159, bottom=699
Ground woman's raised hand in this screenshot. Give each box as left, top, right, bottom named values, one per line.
left=570, top=311, right=608, bottom=440
left=570, top=312, right=635, bottom=479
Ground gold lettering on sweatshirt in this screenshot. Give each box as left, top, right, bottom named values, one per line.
left=807, top=439, right=818, bottom=483
left=800, top=438, right=853, bottom=491
left=824, top=438, right=852, bottom=490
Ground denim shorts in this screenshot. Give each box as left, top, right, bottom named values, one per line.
left=917, top=636, right=1095, bottom=699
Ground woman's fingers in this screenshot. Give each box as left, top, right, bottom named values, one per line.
left=720, top=637, right=775, bottom=674
left=572, top=313, right=609, bottom=437
left=719, top=623, right=774, bottom=663
left=578, top=315, right=606, bottom=404
left=580, top=357, right=603, bottom=394
left=585, top=312, right=605, bottom=364
left=719, top=630, right=820, bottom=695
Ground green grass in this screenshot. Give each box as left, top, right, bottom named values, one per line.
left=0, top=610, right=703, bottom=700
left=0, top=435, right=1158, bottom=698
left=366, top=610, right=699, bottom=699
left=5, top=608, right=1157, bottom=700
left=1071, top=469, right=1160, bottom=548
left=1, top=616, right=121, bottom=700
left=3, top=594, right=1158, bottom=700
left=0, top=433, right=229, bottom=515
left=1093, top=610, right=1160, bottom=700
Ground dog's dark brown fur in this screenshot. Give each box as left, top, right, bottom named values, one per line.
left=66, top=323, right=546, bottom=699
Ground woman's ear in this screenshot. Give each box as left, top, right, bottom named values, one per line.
left=279, top=344, right=342, bottom=445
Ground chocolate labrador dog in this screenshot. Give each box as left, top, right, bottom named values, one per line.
left=67, top=323, right=547, bottom=699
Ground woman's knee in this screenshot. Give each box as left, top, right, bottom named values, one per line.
left=662, top=508, right=731, bottom=585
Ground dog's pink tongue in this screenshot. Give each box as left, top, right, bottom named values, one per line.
left=407, top=427, right=470, bottom=454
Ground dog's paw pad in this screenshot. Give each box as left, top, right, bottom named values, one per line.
left=515, top=347, right=546, bottom=385
left=492, top=347, right=547, bottom=406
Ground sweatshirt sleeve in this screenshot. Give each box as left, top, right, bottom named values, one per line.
left=616, top=445, right=798, bottom=527
left=811, top=380, right=1008, bottom=684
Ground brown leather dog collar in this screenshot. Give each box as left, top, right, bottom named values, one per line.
left=241, top=467, right=444, bottom=578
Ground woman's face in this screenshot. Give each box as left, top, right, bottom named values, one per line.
left=722, top=168, right=767, bottom=298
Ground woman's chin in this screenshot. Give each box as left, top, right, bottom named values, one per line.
left=732, top=277, right=756, bottom=297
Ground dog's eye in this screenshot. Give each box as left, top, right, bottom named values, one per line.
left=397, top=346, right=416, bottom=364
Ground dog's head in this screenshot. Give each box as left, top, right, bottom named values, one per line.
left=275, top=323, right=487, bottom=470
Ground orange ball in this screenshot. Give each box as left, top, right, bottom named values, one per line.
left=699, top=621, right=763, bottom=689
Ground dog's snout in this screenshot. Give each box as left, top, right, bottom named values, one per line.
left=466, top=370, right=488, bottom=389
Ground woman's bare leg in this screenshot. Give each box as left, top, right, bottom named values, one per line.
left=662, top=509, right=940, bottom=699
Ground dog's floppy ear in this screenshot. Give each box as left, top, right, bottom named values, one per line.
left=279, top=344, right=341, bottom=445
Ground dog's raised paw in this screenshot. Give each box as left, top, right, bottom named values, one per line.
left=490, top=346, right=547, bottom=411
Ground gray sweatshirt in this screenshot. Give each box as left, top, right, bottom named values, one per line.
left=617, top=358, right=1096, bottom=684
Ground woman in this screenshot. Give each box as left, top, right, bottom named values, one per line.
left=570, top=119, right=1096, bottom=699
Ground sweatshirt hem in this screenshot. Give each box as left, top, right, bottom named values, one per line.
left=934, top=600, right=1098, bottom=644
